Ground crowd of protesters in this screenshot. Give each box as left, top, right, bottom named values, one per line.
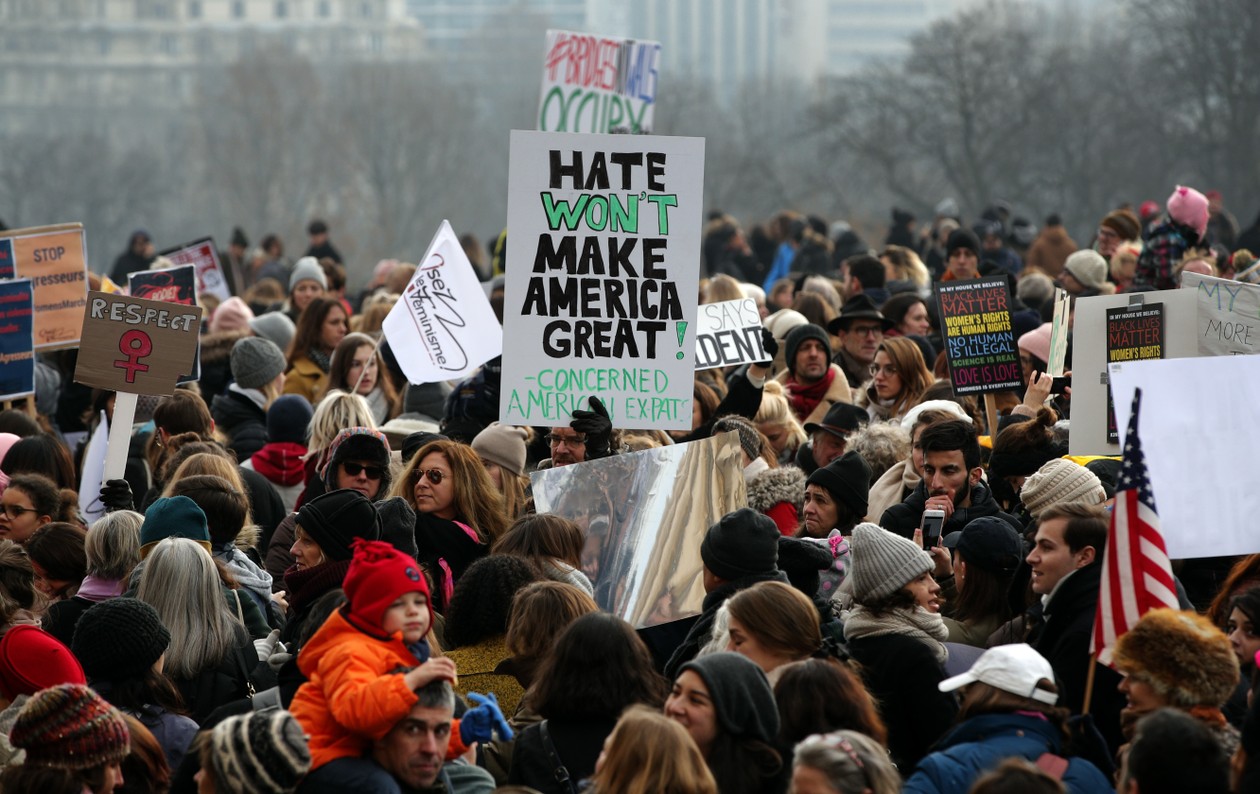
left=0, top=188, right=1258, bottom=794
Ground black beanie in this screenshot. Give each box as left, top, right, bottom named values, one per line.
left=946, top=228, right=982, bottom=260
left=401, top=432, right=447, bottom=468
left=784, top=323, right=832, bottom=377
left=806, top=450, right=872, bottom=517
left=71, top=598, right=170, bottom=682
left=776, top=536, right=834, bottom=599
left=700, top=508, right=780, bottom=582
left=375, top=497, right=419, bottom=558
left=296, top=489, right=381, bottom=562
left=680, top=652, right=779, bottom=742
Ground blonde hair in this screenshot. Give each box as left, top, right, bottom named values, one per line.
left=306, top=390, right=376, bottom=461
left=704, top=274, right=745, bottom=304
left=756, top=381, right=807, bottom=450
left=588, top=705, right=718, bottom=794
left=351, top=293, right=398, bottom=335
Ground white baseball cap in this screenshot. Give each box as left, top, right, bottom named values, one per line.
left=938, top=644, right=1059, bottom=705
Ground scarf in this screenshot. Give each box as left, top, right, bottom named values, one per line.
left=284, top=559, right=351, bottom=616
left=743, top=456, right=770, bottom=484
left=841, top=602, right=949, bottom=665
left=364, top=387, right=390, bottom=425
left=784, top=367, right=836, bottom=419
left=308, top=347, right=332, bottom=373
left=76, top=575, right=125, bottom=604
left=228, top=383, right=267, bottom=411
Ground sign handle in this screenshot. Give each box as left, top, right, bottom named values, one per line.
left=983, top=393, right=1000, bottom=440
left=103, top=391, right=138, bottom=484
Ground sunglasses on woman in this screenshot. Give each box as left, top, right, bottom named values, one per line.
left=342, top=462, right=385, bottom=480
left=412, top=468, right=446, bottom=485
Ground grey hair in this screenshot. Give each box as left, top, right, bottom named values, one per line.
left=136, top=537, right=241, bottom=679
left=847, top=421, right=910, bottom=483
left=793, top=730, right=901, bottom=794
left=415, top=679, right=455, bottom=711
left=305, top=390, right=375, bottom=458
left=85, top=510, right=143, bottom=581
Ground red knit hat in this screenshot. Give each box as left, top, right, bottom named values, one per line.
left=0, top=625, right=86, bottom=700
left=343, top=539, right=432, bottom=634
left=10, top=683, right=130, bottom=770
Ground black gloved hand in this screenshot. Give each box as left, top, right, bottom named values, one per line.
left=570, top=396, right=613, bottom=459
left=759, top=328, right=779, bottom=361
left=100, top=479, right=134, bottom=513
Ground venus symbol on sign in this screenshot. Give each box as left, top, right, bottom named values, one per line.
left=114, top=329, right=153, bottom=384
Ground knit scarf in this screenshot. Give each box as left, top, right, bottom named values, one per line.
left=76, top=575, right=125, bottom=604
left=785, top=367, right=837, bottom=419
left=308, top=347, right=332, bottom=373
left=364, top=387, right=390, bottom=425
left=284, top=559, right=351, bottom=616
left=841, top=603, right=949, bottom=665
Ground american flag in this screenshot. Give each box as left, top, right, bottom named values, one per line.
left=1092, top=387, right=1179, bottom=666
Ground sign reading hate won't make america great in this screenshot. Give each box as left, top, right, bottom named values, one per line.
left=500, top=130, right=705, bottom=432
left=936, top=276, right=1022, bottom=396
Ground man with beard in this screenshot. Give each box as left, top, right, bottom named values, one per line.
left=773, top=323, right=852, bottom=427
left=878, top=419, right=1021, bottom=539
left=540, top=396, right=614, bottom=468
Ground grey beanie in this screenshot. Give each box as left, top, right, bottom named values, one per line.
left=231, top=337, right=288, bottom=390
left=289, top=256, right=327, bottom=293
left=1063, top=250, right=1108, bottom=291
left=249, top=312, right=296, bottom=353
left=471, top=422, right=528, bottom=477
left=848, top=522, right=933, bottom=603
left=1019, top=458, right=1106, bottom=519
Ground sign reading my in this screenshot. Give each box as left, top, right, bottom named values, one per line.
left=73, top=291, right=203, bottom=397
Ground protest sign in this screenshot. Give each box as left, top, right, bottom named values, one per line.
left=1180, top=271, right=1260, bottom=356
left=160, top=237, right=232, bottom=303
left=695, top=298, right=767, bottom=370
left=1105, top=303, right=1165, bottom=443
left=935, top=276, right=1022, bottom=396
left=129, top=264, right=201, bottom=382
left=78, top=411, right=109, bottom=527
left=0, top=279, right=35, bottom=401
left=500, top=130, right=705, bottom=431
left=531, top=431, right=745, bottom=627
left=1110, top=355, right=1260, bottom=558
left=1047, top=287, right=1070, bottom=375
left=1, top=223, right=88, bottom=350
left=1068, top=290, right=1197, bottom=456
left=381, top=220, right=502, bottom=384
left=538, top=29, right=661, bottom=135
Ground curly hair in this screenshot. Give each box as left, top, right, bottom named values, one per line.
left=846, top=421, right=909, bottom=483
left=442, top=555, right=539, bottom=649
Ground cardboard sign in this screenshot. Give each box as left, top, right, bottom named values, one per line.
left=160, top=237, right=232, bottom=303
left=1110, top=355, right=1260, bottom=558
left=1068, top=290, right=1198, bottom=456
left=382, top=220, right=503, bottom=384
left=129, top=264, right=201, bottom=382
left=1105, top=302, right=1164, bottom=443
left=1, top=223, right=89, bottom=350
left=0, top=279, right=35, bottom=401
left=500, top=130, right=705, bottom=431
left=1047, top=287, right=1070, bottom=376
left=74, top=291, right=202, bottom=396
left=539, top=29, right=662, bottom=135
left=694, top=298, right=767, bottom=370
left=1180, top=271, right=1260, bottom=355
left=935, top=276, right=1022, bottom=395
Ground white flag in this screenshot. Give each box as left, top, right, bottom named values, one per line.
left=78, top=410, right=110, bottom=526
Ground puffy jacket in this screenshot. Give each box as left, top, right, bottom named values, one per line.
left=879, top=480, right=1021, bottom=539
left=211, top=387, right=268, bottom=462
left=903, top=712, right=1112, bottom=793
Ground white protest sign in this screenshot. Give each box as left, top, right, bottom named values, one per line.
left=1068, top=289, right=1198, bottom=456
left=1047, top=287, right=1070, bottom=376
left=1180, top=271, right=1260, bottom=355
left=382, top=220, right=502, bottom=384
left=695, top=298, right=767, bottom=370
left=160, top=237, right=232, bottom=303
left=539, top=30, right=661, bottom=135
left=78, top=410, right=109, bottom=526
left=1109, top=355, right=1260, bottom=558
left=500, top=131, right=705, bottom=431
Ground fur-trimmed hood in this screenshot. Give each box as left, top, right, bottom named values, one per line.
left=198, top=329, right=251, bottom=366
left=746, top=465, right=806, bottom=515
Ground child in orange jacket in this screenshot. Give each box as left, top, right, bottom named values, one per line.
left=291, top=539, right=510, bottom=787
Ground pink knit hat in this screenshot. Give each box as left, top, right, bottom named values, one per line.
left=1018, top=323, right=1053, bottom=365
left=1167, top=185, right=1209, bottom=238
left=209, top=296, right=255, bottom=334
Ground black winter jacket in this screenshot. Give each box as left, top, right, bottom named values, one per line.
left=663, top=569, right=790, bottom=680
left=879, top=480, right=1021, bottom=538
left=211, top=389, right=268, bottom=462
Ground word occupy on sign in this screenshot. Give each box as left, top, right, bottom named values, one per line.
left=1105, top=302, right=1164, bottom=443
left=935, top=276, right=1022, bottom=395
left=0, top=223, right=89, bottom=350
left=74, top=291, right=203, bottom=396
left=538, top=29, right=661, bottom=135
left=695, top=298, right=767, bottom=370
left=0, top=279, right=35, bottom=401
left=501, top=131, right=704, bottom=431
left=160, top=237, right=232, bottom=303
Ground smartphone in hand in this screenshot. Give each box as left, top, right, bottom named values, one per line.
left=920, top=509, right=946, bottom=550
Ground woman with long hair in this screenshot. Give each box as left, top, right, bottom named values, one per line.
left=903, top=644, right=1111, bottom=791
left=492, top=514, right=594, bottom=596
left=791, top=730, right=901, bottom=794
left=880, top=292, right=933, bottom=338
left=0, top=473, right=76, bottom=543
left=136, top=537, right=256, bottom=723
left=586, top=705, right=717, bottom=794
left=858, top=337, right=935, bottom=422
left=283, top=297, right=348, bottom=405
left=24, top=522, right=86, bottom=604
left=0, top=539, right=40, bottom=630
left=940, top=517, right=1024, bottom=647
left=880, top=245, right=931, bottom=293
left=388, top=439, right=510, bottom=608
left=774, top=658, right=887, bottom=750
left=471, top=423, right=532, bottom=521
left=510, top=612, right=670, bottom=793
left=756, top=382, right=807, bottom=466
left=724, top=581, right=822, bottom=683
left=43, top=510, right=142, bottom=648
left=501, top=581, right=598, bottom=690
left=319, top=332, right=399, bottom=425
left=144, top=389, right=216, bottom=487
left=666, top=651, right=783, bottom=794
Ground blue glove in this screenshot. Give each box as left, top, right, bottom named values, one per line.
left=459, top=691, right=514, bottom=744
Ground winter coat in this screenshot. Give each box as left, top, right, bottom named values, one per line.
left=508, top=716, right=617, bottom=794
left=663, top=570, right=791, bottom=680
left=1025, top=225, right=1078, bottom=278
left=211, top=386, right=269, bottom=462
left=119, top=699, right=199, bottom=773
left=283, top=354, right=327, bottom=406
left=879, top=480, right=1021, bottom=540
left=1026, top=564, right=1125, bottom=753
left=446, top=635, right=525, bottom=718
left=170, top=624, right=257, bottom=725
left=865, top=459, right=918, bottom=524
left=266, top=512, right=299, bottom=591
left=198, top=330, right=249, bottom=401
left=774, top=365, right=853, bottom=427
left=1134, top=219, right=1201, bottom=291
left=238, top=466, right=288, bottom=552
left=290, top=609, right=423, bottom=770
left=746, top=466, right=806, bottom=536
left=243, top=441, right=308, bottom=513
left=42, top=595, right=96, bottom=648
left=848, top=632, right=957, bottom=772
left=903, top=712, right=1112, bottom=793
